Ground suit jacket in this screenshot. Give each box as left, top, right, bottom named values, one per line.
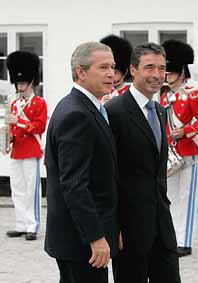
left=105, top=90, right=177, bottom=254
left=45, top=87, right=119, bottom=261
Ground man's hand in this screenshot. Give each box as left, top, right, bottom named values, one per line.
left=89, top=237, right=110, bottom=268
left=5, top=113, right=17, bottom=125
left=172, top=127, right=185, bottom=139
left=118, top=231, right=123, bottom=250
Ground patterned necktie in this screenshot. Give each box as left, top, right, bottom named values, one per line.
left=145, top=100, right=162, bottom=151
left=100, top=104, right=109, bottom=124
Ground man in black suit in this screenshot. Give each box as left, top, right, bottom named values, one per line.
left=44, top=42, right=119, bottom=283
left=105, top=42, right=181, bottom=283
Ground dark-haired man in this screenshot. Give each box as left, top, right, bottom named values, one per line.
left=106, top=42, right=181, bottom=283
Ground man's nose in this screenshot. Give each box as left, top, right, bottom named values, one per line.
left=107, top=68, right=115, bottom=77
left=152, top=68, right=164, bottom=78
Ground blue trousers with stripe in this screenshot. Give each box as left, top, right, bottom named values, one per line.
left=167, top=156, right=198, bottom=248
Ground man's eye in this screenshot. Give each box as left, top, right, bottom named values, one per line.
left=145, top=65, right=153, bottom=70
left=160, top=67, right=166, bottom=71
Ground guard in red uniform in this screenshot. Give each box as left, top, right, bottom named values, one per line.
left=100, top=34, right=133, bottom=103
left=5, top=51, right=47, bottom=240
left=160, top=40, right=198, bottom=256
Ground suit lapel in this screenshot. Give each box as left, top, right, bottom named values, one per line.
left=94, top=109, right=117, bottom=160
left=73, top=88, right=117, bottom=162
left=124, top=91, right=159, bottom=152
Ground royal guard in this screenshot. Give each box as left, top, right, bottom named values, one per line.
left=100, top=34, right=133, bottom=103
left=160, top=39, right=198, bottom=257
left=5, top=51, right=47, bottom=240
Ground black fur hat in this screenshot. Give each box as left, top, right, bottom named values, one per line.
left=6, top=50, right=40, bottom=86
left=100, top=34, right=133, bottom=80
left=162, top=39, right=194, bottom=78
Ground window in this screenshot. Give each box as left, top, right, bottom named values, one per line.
left=113, top=22, right=193, bottom=48
left=113, top=22, right=193, bottom=102
left=0, top=25, right=47, bottom=100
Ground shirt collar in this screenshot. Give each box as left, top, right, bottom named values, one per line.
left=19, top=92, right=34, bottom=103
left=129, top=83, right=149, bottom=110
left=73, top=82, right=100, bottom=110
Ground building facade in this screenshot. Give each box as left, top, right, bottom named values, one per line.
left=0, top=0, right=198, bottom=180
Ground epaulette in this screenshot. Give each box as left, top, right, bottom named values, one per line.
left=189, top=89, right=198, bottom=99
left=179, top=86, right=198, bottom=100
left=186, top=87, right=198, bottom=99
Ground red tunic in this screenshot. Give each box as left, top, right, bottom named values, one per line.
left=111, top=83, right=130, bottom=96
left=160, top=85, right=198, bottom=156
left=10, top=94, right=47, bottom=159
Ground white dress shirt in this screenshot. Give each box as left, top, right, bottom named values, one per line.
left=129, top=83, right=151, bottom=119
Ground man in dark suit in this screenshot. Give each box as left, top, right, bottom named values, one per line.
left=105, top=42, right=181, bottom=283
left=44, top=42, right=119, bottom=283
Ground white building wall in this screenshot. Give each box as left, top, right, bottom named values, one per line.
left=0, top=0, right=198, bottom=176
left=1, top=0, right=198, bottom=111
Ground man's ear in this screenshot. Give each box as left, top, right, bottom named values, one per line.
left=76, top=65, right=86, bottom=81
left=130, top=64, right=137, bottom=77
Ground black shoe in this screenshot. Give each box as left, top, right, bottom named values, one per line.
left=25, top=232, right=37, bottom=241
left=177, top=247, right=192, bottom=257
left=6, top=230, right=27, bottom=237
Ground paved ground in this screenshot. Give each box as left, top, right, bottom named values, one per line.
left=0, top=197, right=198, bottom=283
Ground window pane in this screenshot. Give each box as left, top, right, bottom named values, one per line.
left=0, top=33, right=7, bottom=56
left=17, top=32, right=43, bottom=86
left=0, top=59, right=7, bottom=80
left=18, top=32, right=43, bottom=56
left=121, top=31, right=149, bottom=48
left=35, top=84, right=43, bottom=97
left=39, top=58, right=43, bottom=82
left=0, top=33, right=7, bottom=80
left=160, top=31, right=187, bottom=44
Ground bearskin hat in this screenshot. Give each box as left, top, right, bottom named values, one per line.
left=162, top=39, right=194, bottom=78
left=6, top=50, right=40, bottom=86
left=100, top=34, right=133, bottom=80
